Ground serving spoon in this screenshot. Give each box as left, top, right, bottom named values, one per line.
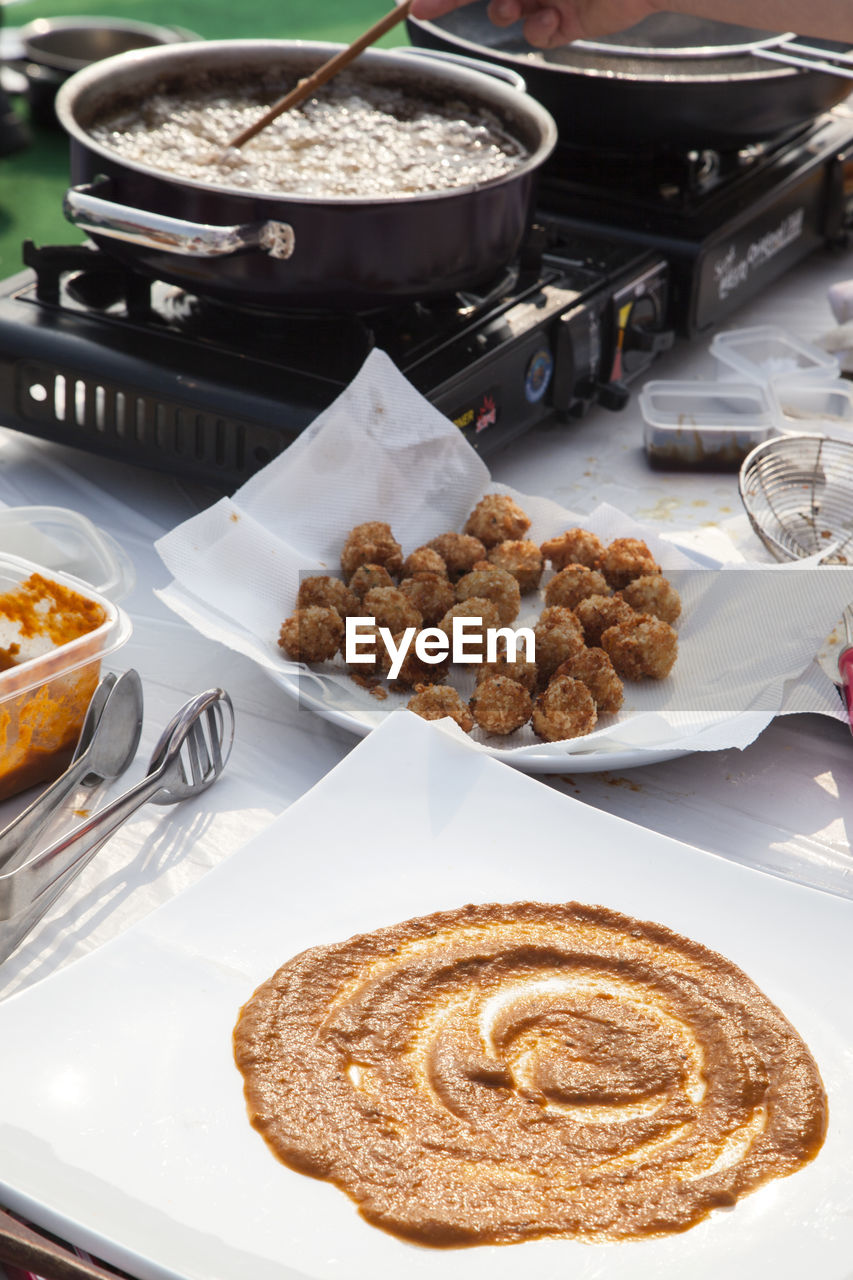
left=0, top=668, right=144, bottom=879
left=226, top=0, right=413, bottom=149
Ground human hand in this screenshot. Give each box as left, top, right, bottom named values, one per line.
left=409, top=0, right=657, bottom=49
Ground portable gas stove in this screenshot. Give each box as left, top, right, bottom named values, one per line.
left=540, top=100, right=853, bottom=336
left=0, top=230, right=671, bottom=487
left=1, top=100, right=853, bottom=489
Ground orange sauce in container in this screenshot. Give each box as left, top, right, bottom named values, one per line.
left=0, top=573, right=107, bottom=801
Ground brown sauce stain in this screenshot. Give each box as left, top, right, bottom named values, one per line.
left=234, top=901, right=827, bottom=1248
left=606, top=775, right=643, bottom=792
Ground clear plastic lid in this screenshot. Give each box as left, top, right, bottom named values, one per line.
left=768, top=378, right=853, bottom=439
left=710, top=324, right=840, bottom=386
left=0, top=507, right=135, bottom=602
left=640, top=380, right=774, bottom=430
left=0, top=552, right=132, bottom=703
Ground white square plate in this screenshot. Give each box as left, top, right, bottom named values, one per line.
left=0, top=711, right=851, bottom=1280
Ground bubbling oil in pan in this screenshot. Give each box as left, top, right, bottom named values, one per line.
left=90, top=71, right=529, bottom=198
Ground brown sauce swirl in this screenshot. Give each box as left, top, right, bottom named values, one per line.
left=233, top=901, right=827, bottom=1247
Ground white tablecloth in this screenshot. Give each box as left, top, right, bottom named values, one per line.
left=1, top=246, right=851, bottom=1002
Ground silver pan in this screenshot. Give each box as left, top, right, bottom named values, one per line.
left=407, top=5, right=853, bottom=150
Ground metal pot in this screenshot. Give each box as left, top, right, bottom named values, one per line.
left=54, top=40, right=558, bottom=311
left=407, top=3, right=853, bottom=152
left=16, top=17, right=197, bottom=128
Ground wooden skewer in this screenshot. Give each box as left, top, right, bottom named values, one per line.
left=226, top=1, right=414, bottom=150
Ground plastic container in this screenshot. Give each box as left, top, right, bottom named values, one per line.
left=0, top=553, right=131, bottom=800
left=640, top=380, right=776, bottom=470
left=768, top=379, right=853, bottom=440
left=710, top=324, right=840, bottom=386
left=0, top=506, right=134, bottom=601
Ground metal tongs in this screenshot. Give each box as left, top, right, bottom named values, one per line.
left=0, top=677, right=234, bottom=965
left=0, top=670, right=144, bottom=962
left=33, top=685, right=235, bottom=896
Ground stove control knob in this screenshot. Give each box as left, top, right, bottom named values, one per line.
left=627, top=324, right=674, bottom=355
left=621, top=295, right=674, bottom=372
left=595, top=380, right=631, bottom=411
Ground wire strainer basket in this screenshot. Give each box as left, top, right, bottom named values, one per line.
left=738, top=434, right=853, bottom=563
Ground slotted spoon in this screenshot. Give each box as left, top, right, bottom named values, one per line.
left=738, top=433, right=853, bottom=563
left=739, top=434, right=853, bottom=735
left=35, top=686, right=235, bottom=897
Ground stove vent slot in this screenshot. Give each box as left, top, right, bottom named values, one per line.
left=16, top=362, right=279, bottom=481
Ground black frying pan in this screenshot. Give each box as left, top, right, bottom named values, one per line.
left=407, top=3, right=853, bottom=151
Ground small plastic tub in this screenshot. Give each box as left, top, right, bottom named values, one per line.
left=710, top=324, right=840, bottom=386
left=768, top=379, right=853, bottom=439
left=0, top=506, right=135, bottom=601
left=0, top=553, right=131, bottom=800
left=640, top=380, right=775, bottom=470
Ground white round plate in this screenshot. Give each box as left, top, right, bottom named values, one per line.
left=272, top=669, right=694, bottom=774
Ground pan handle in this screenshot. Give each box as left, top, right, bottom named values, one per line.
left=397, top=45, right=527, bottom=93
left=63, top=182, right=296, bottom=260
left=752, top=40, right=853, bottom=78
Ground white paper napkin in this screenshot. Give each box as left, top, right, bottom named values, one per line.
left=155, top=349, right=853, bottom=759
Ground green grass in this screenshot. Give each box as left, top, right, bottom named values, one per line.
left=0, top=0, right=412, bottom=274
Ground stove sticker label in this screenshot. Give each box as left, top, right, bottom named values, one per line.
left=453, top=388, right=500, bottom=435
left=524, top=348, right=553, bottom=404
left=714, top=209, right=805, bottom=300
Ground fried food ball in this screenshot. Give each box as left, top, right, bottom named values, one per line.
left=398, top=573, right=456, bottom=626
left=601, top=613, right=678, bottom=681
left=469, top=676, right=532, bottom=735
left=487, top=540, right=544, bottom=593
left=296, top=574, right=360, bottom=619
left=544, top=563, right=611, bottom=610
left=407, top=684, right=474, bottom=733
left=401, top=547, right=448, bottom=579
left=532, top=675, right=598, bottom=742
left=537, top=605, right=585, bottom=633
left=348, top=563, right=395, bottom=599
left=619, top=574, right=682, bottom=625
left=552, top=647, right=624, bottom=715
left=573, top=594, right=636, bottom=647
left=341, top=521, right=403, bottom=580
left=533, top=607, right=585, bottom=682
left=476, top=650, right=538, bottom=693
left=596, top=537, right=661, bottom=590
left=464, top=493, right=531, bottom=548
left=362, top=586, right=422, bottom=633
left=455, top=566, right=521, bottom=625
left=436, top=598, right=501, bottom=659
left=377, top=631, right=449, bottom=686
left=278, top=606, right=343, bottom=663
left=428, top=532, right=487, bottom=580
left=540, top=527, right=605, bottom=571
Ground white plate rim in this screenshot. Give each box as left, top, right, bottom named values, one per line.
left=0, top=714, right=850, bottom=1280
